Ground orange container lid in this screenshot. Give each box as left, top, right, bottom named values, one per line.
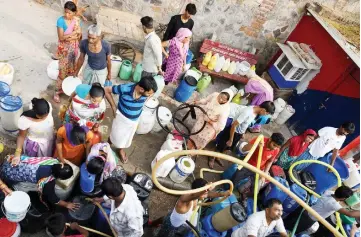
left=0, top=218, right=16, bottom=237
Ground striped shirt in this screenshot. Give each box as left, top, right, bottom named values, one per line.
left=112, top=83, right=147, bottom=121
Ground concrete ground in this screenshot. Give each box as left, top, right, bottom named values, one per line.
left=0, top=1, right=293, bottom=236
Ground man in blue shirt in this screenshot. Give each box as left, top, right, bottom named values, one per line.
left=105, top=76, right=157, bottom=163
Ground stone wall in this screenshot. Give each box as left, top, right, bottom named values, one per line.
left=38, top=0, right=359, bottom=70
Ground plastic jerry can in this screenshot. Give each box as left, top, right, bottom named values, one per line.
left=197, top=73, right=212, bottom=93
left=231, top=93, right=241, bottom=104
left=202, top=51, right=212, bottom=66
left=222, top=58, right=231, bottom=71
left=214, top=55, right=225, bottom=72
left=207, top=53, right=219, bottom=70
left=227, top=61, right=237, bottom=74
left=133, top=63, right=143, bottom=83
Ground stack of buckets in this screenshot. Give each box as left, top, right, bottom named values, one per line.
left=272, top=98, right=295, bottom=125
left=0, top=81, right=23, bottom=133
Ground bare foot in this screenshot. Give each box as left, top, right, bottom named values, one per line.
left=208, top=158, right=215, bottom=169
left=118, top=149, right=128, bottom=164
left=215, top=158, right=224, bottom=167
left=53, top=92, right=60, bottom=103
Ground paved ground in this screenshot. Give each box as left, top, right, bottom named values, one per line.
left=0, top=1, right=293, bottom=236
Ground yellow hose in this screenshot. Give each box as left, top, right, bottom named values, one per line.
left=237, top=135, right=264, bottom=170
left=288, top=160, right=347, bottom=237
left=253, top=142, right=264, bottom=213
left=65, top=223, right=112, bottom=237
left=152, top=149, right=344, bottom=237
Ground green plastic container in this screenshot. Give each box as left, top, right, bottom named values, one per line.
left=119, top=60, right=132, bottom=80
left=133, top=63, right=142, bottom=83
left=340, top=213, right=356, bottom=225
left=231, top=93, right=242, bottom=104
left=197, top=73, right=211, bottom=93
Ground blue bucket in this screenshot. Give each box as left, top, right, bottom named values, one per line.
left=205, top=194, right=238, bottom=216
left=262, top=176, right=290, bottom=205
left=80, top=163, right=95, bottom=193
left=282, top=184, right=307, bottom=216
left=0, top=81, right=10, bottom=98
left=174, top=76, right=197, bottom=102
left=186, top=50, right=194, bottom=64
left=304, top=153, right=349, bottom=194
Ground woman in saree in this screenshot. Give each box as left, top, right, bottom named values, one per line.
left=13, top=98, right=54, bottom=166
left=61, top=82, right=106, bottom=132
left=275, top=129, right=316, bottom=170
left=54, top=1, right=81, bottom=103
left=162, top=28, right=192, bottom=84
left=54, top=123, right=93, bottom=166
left=187, top=89, right=232, bottom=168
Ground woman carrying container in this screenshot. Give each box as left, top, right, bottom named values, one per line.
left=54, top=123, right=93, bottom=166
left=187, top=89, right=232, bottom=168
left=12, top=98, right=54, bottom=166
left=54, top=1, right=81, bottom=103
left=60, top=82, right=106, bottom=132
left=275, top=129, right=316, bottom=170
left=2, top=155, right=79, bottom=211
left=162, top=28, right=192, bottom=84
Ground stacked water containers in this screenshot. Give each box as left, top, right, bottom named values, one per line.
left=282, top=184, right=308, bottom=217
left=0, top=81, right=23, bottom=132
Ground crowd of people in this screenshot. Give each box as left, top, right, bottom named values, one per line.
left=0, top=1, right=359, bottom=237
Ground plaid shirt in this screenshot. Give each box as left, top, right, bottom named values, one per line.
left=104, top=184, right=144, bottom=237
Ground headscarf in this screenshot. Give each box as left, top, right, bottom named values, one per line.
left=173, top=28, right=192, bottom=62
left=288, top=129, right=317, bottom=157
left=206, top=89, right=232, bottom=134
left=87, top=142, right=116, bottom=182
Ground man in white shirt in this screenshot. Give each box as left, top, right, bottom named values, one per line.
left=293, top=122, right=355, bottom=171
left=213, top=101, right=275, bottom=168
left=140, top=16, right=163, bottom=77
left=232, top=198, right=288, bottom=237
left=283, top=186, right=360, bottom=234
left=93, top=177, right=144, bottom=237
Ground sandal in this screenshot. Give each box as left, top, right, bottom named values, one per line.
left=215, top=158, right=224, bottom=167
left=119, top=149, right=128, bottom=164
left=53, top=93, right=60, bottom=103
left=208, top=157, right=215, bottom=169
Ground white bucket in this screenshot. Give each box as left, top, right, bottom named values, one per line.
left=152, top=106, right=172, bottom=132
left=161, top=139, right=183, bottom=151
left=62, top=76, right=82, bottom=96
left=153, top=75, right=165, bottom=98
left=110, top=55, right=122, bottom=79
left=136, top=97, right=159, bottom=135
left=0, top=63, right=15, bottom=85
left=47, top=60, right=59, bottom=80
left=238, top=61, right=250, bottom=76
left=274, top=98, right=286, bottom=114
left=2, top=191, right=31, bottom=222
left=151, top=150, right=176, bottom=178
left=275, top=105, right=295, bottom=125
left=343, top=158, right=360, bottom=188
left=169, top=156, right=195, bottom=183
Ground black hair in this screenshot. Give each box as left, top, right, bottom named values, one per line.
left=21, top=98, right=50, bottom=119
left=70, top=124, right=86, bottom=145
left=87, top=156, right=105, bottom=175
left=220, top=92, right=230, bottom=102
left=46, top=213, right=66, bottom=236
left=52, top=163, right=73, bottom=180
left=260, top=101, right=276, bottom=114
left=64, top=1, right=77, bottom=12
left=90, top=82, right=105, bottom=98
left=335, top=186, right=353, bottom=199
left=101, top=177, right=124, bottom=197
left=140, top=16, right=154, bottom=29
left=138, top=76, right=158, bottom=93
left=341, top=122, right=355, bottom=134
left=265, top=198, right=283, bottom=208
left=191, top=178, right=208, bottom=189
left=270, top=133, right=285, bottom=146
left=185, top=3, right=197, bottom=15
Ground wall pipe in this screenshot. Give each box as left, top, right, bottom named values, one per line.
left=151, top=149, right=344, bottom=237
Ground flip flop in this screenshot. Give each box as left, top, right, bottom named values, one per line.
left=215, top=158, right=224, bottom=167
left=119, top=149, right=128, bottom=164
left=208, top=158, right=215, bottom=169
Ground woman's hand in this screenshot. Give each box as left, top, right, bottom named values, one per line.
left=164, top=53, right=169, bottom=59
left=11, top=155, right=20, bottom=167
left=66, top=202, right=80, bottom=211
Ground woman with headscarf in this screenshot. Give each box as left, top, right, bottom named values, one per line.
left=275, top=129, right=317, bottom=170
left=54, top=123, right=93, bottom=166
left=54, top=1, right=81, bottom=103
left=12, top=98, right=54, bottom=166
left=61, top=82, right=106, bottom=132
left=161, top=28, right=192, bottom=84
left=187, top=89, right=232, bottom=168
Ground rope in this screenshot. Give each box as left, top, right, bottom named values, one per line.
left=65, top=223, right=112, bottom=237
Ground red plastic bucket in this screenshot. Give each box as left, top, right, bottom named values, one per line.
left=0, top=218, right=20, bottom=237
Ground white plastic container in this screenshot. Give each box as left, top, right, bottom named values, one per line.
left=151, top=150, right=176, bottom=178
left=234, top=61, right=241, bottom=74
left=0, top=63, right=15, bottom=85
left=222, top=58, right=231, bottom=71
left=0, top=96, right=23, bottom=132
left=2, top=191, right=30, bottom=222
left=184, top=68, right=202, bottom=81
left=170, top=156, right=195, bottom=183
left=47, top=60, right=59, bottom=80
left=110, top=55, right=122, bottom=79
left=299, top=222, right=319, bottom=235
left=152, top=106, right=172, bottom=133
left=227, top=61, right=237, bottom=74
left=62, top=76, right=82, bottom=96
left=275, top=105, right=295, bottom=125
left=136, top=97, right=159, bottom=135
left=153, top=75, right=165, bottom=98
left=343, top=158, right=360, bottom=188
left=272, top=98, right=287, bottom=120
left=55, top=180, right=76, bottom=201
left=238, top=61, right=251, bottom=76
left=214, top=56, right=226, bottom=73
left=161, top=138, right=183, bottom=152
